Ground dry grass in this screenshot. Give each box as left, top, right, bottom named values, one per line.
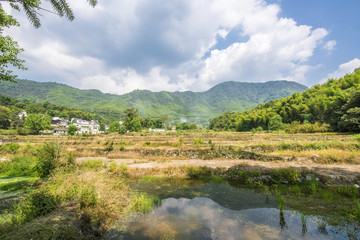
left=3, top=132, right=359, bottom=165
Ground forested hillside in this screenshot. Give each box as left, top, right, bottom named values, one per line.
left=209, top=69, right=360, bottom=132
left=0, top=79, right=307, bottom=123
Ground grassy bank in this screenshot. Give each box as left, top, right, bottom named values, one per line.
left=0, top=145, right=158, bottom=240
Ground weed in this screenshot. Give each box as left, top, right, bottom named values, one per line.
left=185, top=166, right=213, bottom=178
left=294, top=185, right=301, bottom=197
left=106, top=141, right=114, bottom=152
left=79, top=185, right=98, bottom=209
left=301, top=214, right=307, bottom=235
left=79, top=160, right=105, bottom=171
left=120, top=162, right=128, bottom=176
left=132, top=193, right=160, bottom=213
left=311, top=180, right=317, bottom=194
left=192, top=137, right=204, bottom=145
left=119, top=143, right=126, bottom=151
left=317, top=220, right=327, bottom=234
left=0, top=155, right=36, bottom=177
left=270, top=168, right=299, bottom=184
left=276, top=191, right=285, bottom=212
left=0, top=143, right=20, bottom=154
left=264, top=185, right=269, bottom=196
left=322, top=191, right=333, bottom=203
left=11, top=190, right=59, bottom=225
left=66, top=152, right=76, bottom=166
left=161, top=234, right=175, bottom=240
left=354, top=134, right=360, bottom=142
left=109, top=162, right=117, bottom=173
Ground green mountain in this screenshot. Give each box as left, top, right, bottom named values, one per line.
left=0, top=79, right=307, bottom=123
left=209, top=69, right=360, bottom=132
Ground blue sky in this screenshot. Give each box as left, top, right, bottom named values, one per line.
left=3, top=0, right=360, bottom=94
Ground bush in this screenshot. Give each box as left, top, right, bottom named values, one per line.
left=12, top=190, right=59, bottom=224
left=0, top=143, right=20, bottom=154
left=284, top=122, right=330, bottom=134
left=79, top=160, right=104, bottom=171
left=185, top=166, right=213, bottom=178
left=192, top=137, right=204, bottom=145
left=35, top=143, right=60, bottom=179
left=3, top=155, right=36, bottom=177
left=79, top=185, right=98, bottom=209
left=270, top=168, right=299, bottom=184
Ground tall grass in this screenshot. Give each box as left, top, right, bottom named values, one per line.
left=131, top=193, right=160, bottom=213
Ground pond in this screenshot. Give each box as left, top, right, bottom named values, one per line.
left=105, top=178, right=359, bottom=240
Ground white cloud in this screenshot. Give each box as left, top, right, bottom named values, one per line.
left=324, top=40, right=336, bottom=52
left=4, top=0, right=331, bottom=93
left=323, top=58, right=360, bottom=82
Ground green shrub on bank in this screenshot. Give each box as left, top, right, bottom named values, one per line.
left=0, top=143, right=20, bottom=154
left=11, top=190, right=59, bottom=225
left=35, top=143, right=60, bottom=179
left=1, top=156, right=36, bottom=177
left=270, top=168, right=299, bottom=184
left=79, top=185, right=98, bottom=209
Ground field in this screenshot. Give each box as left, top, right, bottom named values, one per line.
left=2, top=131, right=360, bottom=180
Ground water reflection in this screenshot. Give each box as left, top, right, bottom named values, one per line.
left=104, top=179, right=356, bottom=240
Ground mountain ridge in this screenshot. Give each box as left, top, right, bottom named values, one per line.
left=0, top=79, right=307, bottom=123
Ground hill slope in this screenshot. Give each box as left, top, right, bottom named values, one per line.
left=0, top=79, right=307, bottom=123
left=209, top=69, right=360, bottom=132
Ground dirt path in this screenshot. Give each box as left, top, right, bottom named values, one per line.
left=77, top=157, right=360, bottom=176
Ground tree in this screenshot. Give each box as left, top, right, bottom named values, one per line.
left=0, top=106, right=11, bottom=128
left=129, top=118, right=141, bottom=132
left=35, top=143, right=60, bottom=178
left=268, top=115, right=284, bottom=131
left=0, top=0, right=97, bottom=82
left=24, top=113, right=51, bottom=134
left=108, top=121, right=120, bottom=132
left=67, top=124, right=78, bottom=135
left=123, top=108, right=141, bottom=130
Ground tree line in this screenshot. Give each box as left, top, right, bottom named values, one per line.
left=209, top=68, right=360, bottom=133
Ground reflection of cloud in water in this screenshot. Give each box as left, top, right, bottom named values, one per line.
left=116, top=197, right=331, bottom=240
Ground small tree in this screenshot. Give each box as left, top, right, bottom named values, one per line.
left=268, top=115, right=284, bottom=131
left=129, top=119, right=142, bottom=132
left=99, top=123, right=105, bottom=132
left=24, top=114, right=51, bottom=134
left=35, top=143, right=60, bottom=178
left=108, top=121, right=120, bottom=132
left=67, top=125, right=78, bottom=135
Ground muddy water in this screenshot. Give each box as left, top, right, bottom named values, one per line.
left=105, top=179, right=358, bottom=240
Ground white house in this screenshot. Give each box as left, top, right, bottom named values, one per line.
left=72, top=118, right=101, bottom=134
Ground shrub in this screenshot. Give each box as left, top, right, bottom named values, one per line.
left=12, top=190, right=59, bottom=224
left=5, top=155, right=36, bottom=177
left=119, top=143, right=125, bottom=151
left=79, top=185, right=98, bottom=209
left=79, top=160, right=104, bottom=171
left=270, top=168, right=299, bottom=184
left=0, top=143, right=20, bottom=154
left=192, top=137, right=204, bottom=145
left=66, top=152, right=76, bottom=166
left=185, top=166, right=213, bottom=178
left=132, top=193, right=160, bottom=213
left=284, top=122, right=330, bottom=133
left=35, top=143, right=60, bottom=179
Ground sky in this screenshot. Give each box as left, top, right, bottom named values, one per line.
left=3, top=0, right=360, bottom=94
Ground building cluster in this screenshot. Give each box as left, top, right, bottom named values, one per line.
left=51, top=117, right=102, bottom=135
